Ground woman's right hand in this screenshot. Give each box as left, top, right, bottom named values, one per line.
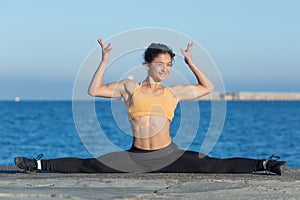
left=97, top=38, right=112, bottom=63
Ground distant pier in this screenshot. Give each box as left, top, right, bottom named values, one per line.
left=201, top=92, right=300, bottom=101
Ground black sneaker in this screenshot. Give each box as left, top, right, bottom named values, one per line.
left=14, top=154, right=43, bottom=172
left=266, top=155, right=288, bottom=175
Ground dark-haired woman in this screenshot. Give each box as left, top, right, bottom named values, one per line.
left=14, top=38, right=287, bottom=175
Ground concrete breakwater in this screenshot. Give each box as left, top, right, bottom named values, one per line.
left=0, top=166, right=299, bottom=200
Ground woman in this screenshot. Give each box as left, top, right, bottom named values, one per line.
left=14, top=39, right=287, bottom=175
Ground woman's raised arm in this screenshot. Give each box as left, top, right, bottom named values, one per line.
left=171, top=42, right=215, bottom=101
left=88, top=38, right=125, bottom=98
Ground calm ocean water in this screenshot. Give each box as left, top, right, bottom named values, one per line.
left=0, top=100, right=299, bottom=168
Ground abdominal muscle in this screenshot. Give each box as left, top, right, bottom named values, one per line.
left=130, top=115, right=172, bottom=150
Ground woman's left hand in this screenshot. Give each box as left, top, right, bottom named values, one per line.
left=180, top=42, right=195, bottom=66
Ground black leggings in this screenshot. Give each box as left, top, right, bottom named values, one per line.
left=41, top=143, right=265, bottom=173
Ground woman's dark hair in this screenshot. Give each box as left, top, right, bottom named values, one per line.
left=143, top=43, right=175, bottom=64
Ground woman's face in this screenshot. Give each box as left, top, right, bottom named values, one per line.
left=146, top=53, right=173, bottom=81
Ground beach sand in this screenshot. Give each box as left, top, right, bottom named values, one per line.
left=0, top=166, right=299, bottom=199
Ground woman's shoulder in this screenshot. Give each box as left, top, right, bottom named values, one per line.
left=167, top=85, right=181, bottom=94
left=121, top=79, right=138, bottom=86
left=121, top=79, right=139, bottom=93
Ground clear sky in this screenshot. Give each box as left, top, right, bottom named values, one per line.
left=1, top=0, right=299, bottom=100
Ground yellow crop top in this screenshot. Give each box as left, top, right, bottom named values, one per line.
left=128, top=84, right=177, bottom=121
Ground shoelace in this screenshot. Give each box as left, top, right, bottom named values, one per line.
left=268, top=154, right=280, bottom=161
left=27, top=154, right=43, bottom=172
left=267, top=154, right=280, bottom=174
left=35, top=154, right=44, bottom=160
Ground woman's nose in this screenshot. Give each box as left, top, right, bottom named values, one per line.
left=162, top=65, right=168, bottom=71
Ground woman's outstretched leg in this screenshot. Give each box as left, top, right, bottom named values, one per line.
left=41, top=157, right=122, bottom=173
left=14, top=156, right=123, bottom=173
left=156, top=150, right=286, bottom=175
left=14, top=150, right=147, bottom=173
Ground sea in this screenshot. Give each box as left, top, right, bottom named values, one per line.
left=0, top=100, right=299, bottom=168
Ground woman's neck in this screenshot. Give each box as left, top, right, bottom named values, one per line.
left=143, top=77, right=162, bottom=87
left=143, top=76, right=162, bottom=85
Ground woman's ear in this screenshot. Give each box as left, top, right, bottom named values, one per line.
left=144, top=63, right=150, bottom=70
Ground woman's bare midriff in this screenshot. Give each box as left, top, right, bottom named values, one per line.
left=130, top=115, right=172, bottom=150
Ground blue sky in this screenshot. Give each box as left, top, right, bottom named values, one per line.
left=0, top=0, right=299, bottom=100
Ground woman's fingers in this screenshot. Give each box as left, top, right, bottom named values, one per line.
left=187, top=42, right=194, bottom=52
left=182, top=42, right=194, bottom=53
left=106, top=43, right=111, bottom=50
left=97, top=38, right=112, bottom=51
left=181, top=42, right=194, bottom=55
left=180, top=48, right=186, bottom=55
left=98, top=38, right=104, bottom=48
left=98, top=38, right=107, bottom=49
left=181, top=43, right=195, bottom=65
